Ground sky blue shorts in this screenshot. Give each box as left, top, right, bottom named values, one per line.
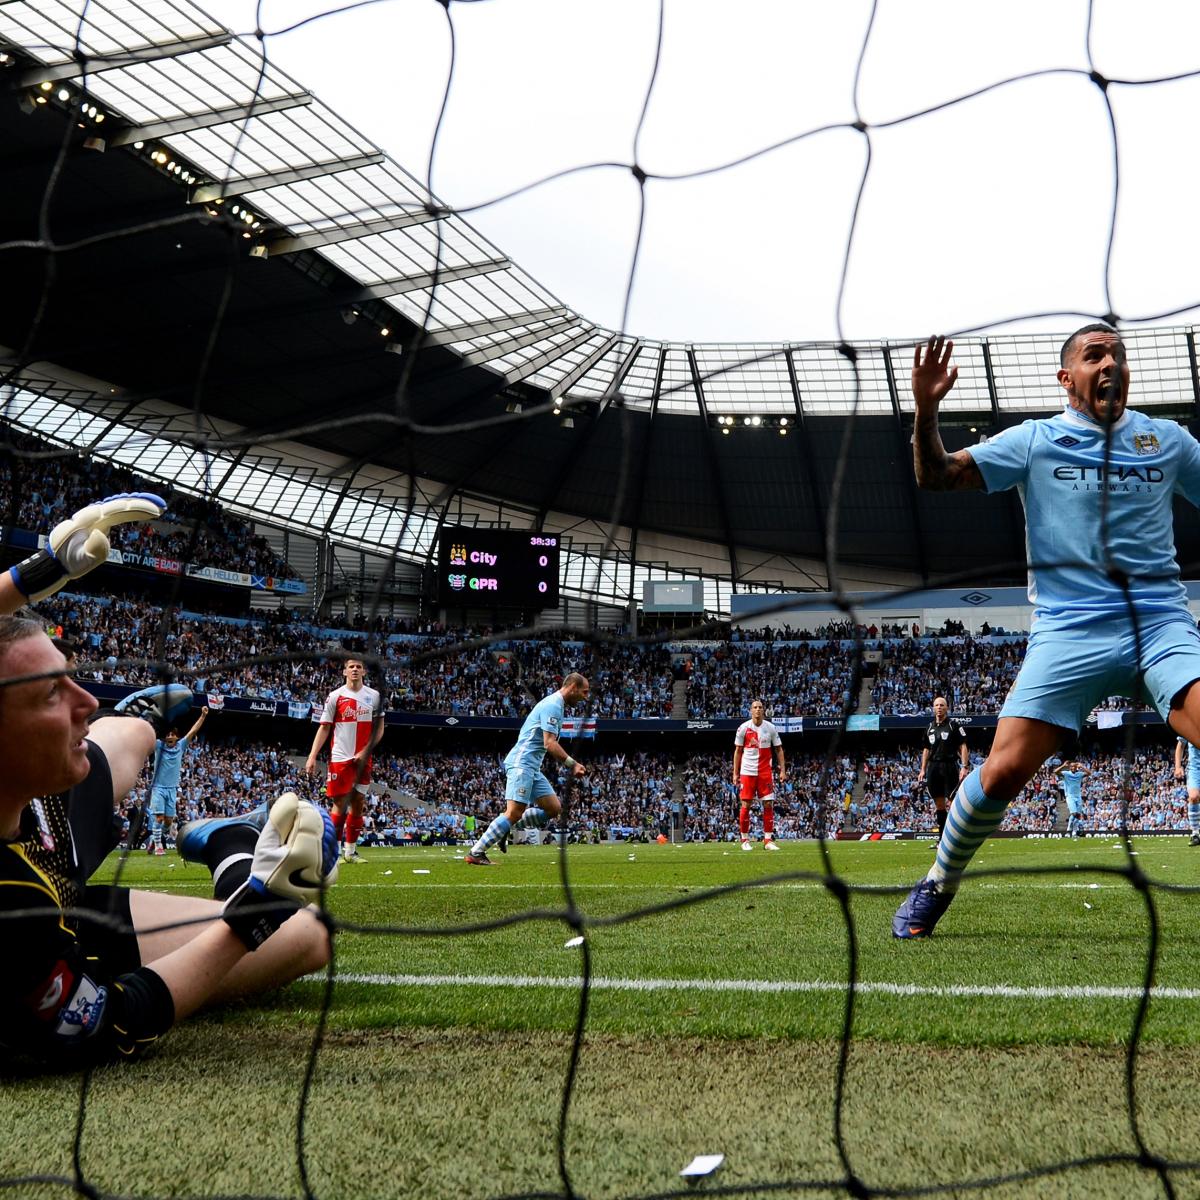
left=1001, top=609, right=1200, bottom=733
left=504, top=767, right=555, bottom=807
left=150, top=786, right=177, bottom=818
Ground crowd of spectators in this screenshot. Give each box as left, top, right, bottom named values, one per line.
left=36, top=586, right=1186, bottom=727
left=518, top=641, right=673, bottom=719
left=0, top=423, right=294, bottom=578
left=677, top=752, right=855, bottom=840
left=38, top=593, right=671, bottom=719
left=869, top=637, right=1027, bottom=715
left=730, top=620, right=919, bottom=641
left=119, top=725, right=1198, bottom=851
left=853, top=747, right=1191, bottom=834
left=686, top=642, right=854, bottom=719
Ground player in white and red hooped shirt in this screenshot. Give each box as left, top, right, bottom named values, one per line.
left=733, top=699, right=785, bottom=851
left=304, top=658, right=384, bottom=864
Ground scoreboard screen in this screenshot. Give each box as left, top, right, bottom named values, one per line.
left=437, top=527, right=561, bottom=609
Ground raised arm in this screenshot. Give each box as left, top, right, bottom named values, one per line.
left=182, top=705, right=208, bottom=742
left=912, top=336, right=984, bottom=492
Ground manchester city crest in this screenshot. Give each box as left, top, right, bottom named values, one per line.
left=1132, top=432, right=1160, bottom=456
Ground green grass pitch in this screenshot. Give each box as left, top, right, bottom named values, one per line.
left=8, top=838, right=1200, bottom=1199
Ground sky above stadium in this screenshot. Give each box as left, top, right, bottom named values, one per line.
left=199, top=0, right=1200, bottom=346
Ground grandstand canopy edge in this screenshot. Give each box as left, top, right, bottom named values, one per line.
left=731, top=583, right=1200, bottom=635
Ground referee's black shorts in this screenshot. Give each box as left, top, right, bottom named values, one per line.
left=925, top=760, right=961, bottom=800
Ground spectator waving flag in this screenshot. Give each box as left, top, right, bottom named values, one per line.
left=206, top=693, right=224, bottom=711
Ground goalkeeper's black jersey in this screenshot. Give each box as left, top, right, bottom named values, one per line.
left=0, top=743, right=131, bottom=1062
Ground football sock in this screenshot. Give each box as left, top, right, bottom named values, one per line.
left=1189, top=802, right=1200, bottom=834
left=935, top=808, right=947, bottom=838
left=927, top=767, right=1007, bottom=890
left=199, top=825, right=257, bottom=901
left=331, top=810, right=345, bottom=841
left=473, top=814, right=512, bottom=855
left=738, top=805, right=750, bottom=837
left=345, top=813, right=363, bottom=847
left=762, top=805, right=774, bottom=837
left=513, top=807, right=548, bottom=831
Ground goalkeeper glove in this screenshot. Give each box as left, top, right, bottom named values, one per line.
left=10, top=491, right=166, bottom=602
left=112, top=683, right=195, bottom=736
left=222, top=794, right=339, bottom=950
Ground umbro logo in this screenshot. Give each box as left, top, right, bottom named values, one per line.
left=1053, top=435, right=1081, bottom=448
left=961, top=592, right=991, bottom=605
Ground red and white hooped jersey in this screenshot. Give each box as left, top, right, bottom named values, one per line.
left=734, top=718, right=782, bottom=775
left=320, top=684, right=382, bottom=763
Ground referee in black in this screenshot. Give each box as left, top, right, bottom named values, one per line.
left=917, top=696, right=969, bottom=842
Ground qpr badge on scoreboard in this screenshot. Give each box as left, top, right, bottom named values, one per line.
left=1132, top=432, right=1160, bottom=456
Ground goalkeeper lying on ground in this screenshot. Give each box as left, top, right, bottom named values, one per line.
left=0, top=493, right=336, bottom=1066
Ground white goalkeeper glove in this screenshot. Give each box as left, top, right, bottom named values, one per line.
left=223, top=794, right=339, bottom=950
left=10, top=491, right=166, bottom=602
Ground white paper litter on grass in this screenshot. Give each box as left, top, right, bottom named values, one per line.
left=564, top=936, right=584, bottom=948
left=413, top=869, right=430, bottom=874
left=382, top=869, right=393, bottom=876
left=680, top=1154, right=724, bottom=1181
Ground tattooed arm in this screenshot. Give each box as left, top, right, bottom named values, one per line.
left=912, top=335, right=984, bottom=492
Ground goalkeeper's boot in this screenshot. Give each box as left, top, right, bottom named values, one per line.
left=464, top=852, right=493, bottom=866
left=892, top=877, right=956, bottom=939
left=178, top=806, right=269, bottom=864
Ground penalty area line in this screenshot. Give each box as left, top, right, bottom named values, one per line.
left=327, top=972, right=1200, bottom=1002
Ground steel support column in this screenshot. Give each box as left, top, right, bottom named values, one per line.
left=882, top=345, right=929, bottom=584
left=688, top=348, right=739, bottom=587
left=784, top=348, right=830, bottom=587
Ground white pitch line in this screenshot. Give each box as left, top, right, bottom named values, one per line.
left=134, top=879, right=1136, bottom=891
left=328, top=972, right=1200, bottom=1002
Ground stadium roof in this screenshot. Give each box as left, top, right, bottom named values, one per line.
left=4, top=0, right=1200, bottom=602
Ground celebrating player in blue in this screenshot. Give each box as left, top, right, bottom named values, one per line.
left=147, top=705, right=208, bottom=855
left=894, top=326, right=1200, bottom=937
left=465, top=672, right=590, bottom=865
left=1173, top=736, right=1200, bottom=845
left=1052, top=759, right=1088, bottom=838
